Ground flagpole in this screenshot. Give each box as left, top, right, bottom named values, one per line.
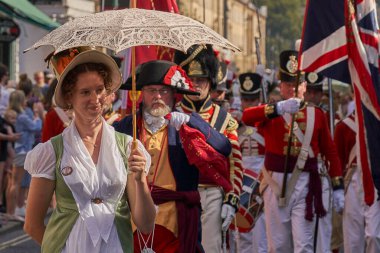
left=131, top=0, right=137, bottom=149
left=328, top=78, right=334, bottom=137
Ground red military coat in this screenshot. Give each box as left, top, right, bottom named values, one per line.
left=41, top=108, right=67, bottom=142
left=177, top=95, right=243, bottom=197
left=242, top=104, right=342, bottom=178
left=334, top=113, right=356, bottom=176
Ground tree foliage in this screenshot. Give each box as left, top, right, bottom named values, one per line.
left=255, top=0, right=305, bottom=68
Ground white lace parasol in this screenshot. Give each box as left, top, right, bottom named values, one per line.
left=24, top=8, right=240, bottom=54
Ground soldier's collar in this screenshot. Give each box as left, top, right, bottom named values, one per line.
left=181, top=94, right=213, bottom=113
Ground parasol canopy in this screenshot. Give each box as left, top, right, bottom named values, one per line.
left=24, top=8, right=240, bottom=54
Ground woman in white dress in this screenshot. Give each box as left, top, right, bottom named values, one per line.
left=23, top=47, right=155, bottom=253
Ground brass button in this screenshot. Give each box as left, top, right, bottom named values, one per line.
left=149, top=172, right=154, bottom=175
left=91, top=198, right=103, bottom=204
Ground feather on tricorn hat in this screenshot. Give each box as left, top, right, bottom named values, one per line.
left=122, top=60, right=199, bottom=96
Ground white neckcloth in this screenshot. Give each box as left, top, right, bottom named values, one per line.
left=60, top=119, right=127, bottom=247
left=25, top=117, right=151, bottom=252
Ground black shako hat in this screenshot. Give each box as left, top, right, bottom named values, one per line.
left=239, top=72, right=262, bottom=98
left=174, top=44, right=220, bottom=90
left=278, top=50, right=304, bottom=83
left=305, top=72, right=324, bottom=91
left=214, top=61, right=228, bottom=91
left=123, top=60, right=199, bottom=95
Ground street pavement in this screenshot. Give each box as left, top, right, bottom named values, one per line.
left=0, top=221, right=39, bottom=252
left=0, top=213, right=47, bottom=252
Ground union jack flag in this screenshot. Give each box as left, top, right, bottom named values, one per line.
left=299, top=0, right=380, bottom=205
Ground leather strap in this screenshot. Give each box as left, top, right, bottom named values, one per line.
left=343, top=117, right=356, bottom=132
left=210, top=104, right=230, bottom=133
left=342, top=116, right=358, bottom=194
left=282, top=109, right=315, bottom=158
left=279, top=107, right=315, bottom=207
left=251, top=130, right=265, bottom=147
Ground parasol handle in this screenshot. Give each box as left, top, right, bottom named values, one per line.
left=131, top=45, right=137, bottom=150
left=130, top=0, right=137, bottom=150
left=279, top=70, right=302, bottom=206
left=132, top=140, right=138, bottom=150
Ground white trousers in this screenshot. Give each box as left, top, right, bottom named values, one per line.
left=364, top=199, right=380, bottom=253
left=229, top=213, right=268, bottom=253
left=263, top=172, right=314, bottom=253
left=199, top=187, right=223, bottom=253
left=343, top=169, right=380, bottom=253
left=316, top=176, right=332, bottom=253
left=343, top=169, right=365, bottom=253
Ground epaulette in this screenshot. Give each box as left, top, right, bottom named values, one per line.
left=226, top=114, right=239, bottom=131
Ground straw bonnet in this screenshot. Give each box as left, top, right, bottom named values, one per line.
left=49, top=47, right=122, bottom=108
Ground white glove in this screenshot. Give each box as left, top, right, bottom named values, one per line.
left=333, top=189, right=345, bottom=213
left=166, top=112, right=190, bottom=130
left=221, top=204, right=236, bottom=232
left=276, top=98, right=301, bottom=115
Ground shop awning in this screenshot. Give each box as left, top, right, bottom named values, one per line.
left=0, top=0, right=60, bottom=30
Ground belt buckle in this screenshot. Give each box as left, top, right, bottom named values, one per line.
left=91, top=197, right=103, bottom=204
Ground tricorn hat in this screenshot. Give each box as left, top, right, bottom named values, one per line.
left=136, top=60, right=199, bottom=95
left=239, top=72, right=262, bottom=98
left=174, top=44, right=220, bottom=89
left=278, top=50, right=304, bottom=83
left=49, top=47, right=122, bottom=109
left=119, top=63, right=144, bottom=90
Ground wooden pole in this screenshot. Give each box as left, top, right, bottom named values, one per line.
left=131, top=0, right=138, bottom=149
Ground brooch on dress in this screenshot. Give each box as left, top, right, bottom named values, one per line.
left=61, top=166, right=73, bottom=176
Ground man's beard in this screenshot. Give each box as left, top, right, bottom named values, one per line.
left=143, top=99, right=172, bottom=133
left=147, top=99, right=171, bottom=117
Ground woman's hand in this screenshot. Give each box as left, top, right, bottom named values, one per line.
left=127, top=141, right=155, bottom=234
left=127, top=147, right=147, bottom=182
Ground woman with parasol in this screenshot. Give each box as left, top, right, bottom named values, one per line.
left=23, top=47, right=155, bottom=252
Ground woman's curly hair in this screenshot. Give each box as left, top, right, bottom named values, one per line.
left=61, top=63, right=113, bottom=107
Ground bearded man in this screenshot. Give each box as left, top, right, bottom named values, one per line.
left=114, top=60, right=232, bottom=253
